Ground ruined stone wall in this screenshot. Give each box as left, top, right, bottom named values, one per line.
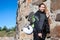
left=51, top=0, right=60, bottom=11
left=16, top=0, right=60, bottom=40
left=16, top=0, right=45, bottom=40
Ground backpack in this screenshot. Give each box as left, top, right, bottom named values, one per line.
left=30, top=14, right=39, bottom=28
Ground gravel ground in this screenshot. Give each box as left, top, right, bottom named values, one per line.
left=0, top=37, right=15, bottom=40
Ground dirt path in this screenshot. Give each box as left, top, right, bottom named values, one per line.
left=0, top=37, right=15, bottom=40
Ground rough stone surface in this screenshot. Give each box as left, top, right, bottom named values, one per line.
left=16, top=0, right=60, bottom=40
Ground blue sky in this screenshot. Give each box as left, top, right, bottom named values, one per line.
left=0, top=0, right=17, bottom=28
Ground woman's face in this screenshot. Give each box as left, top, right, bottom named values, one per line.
left=39, top=5, right=45, bottom=12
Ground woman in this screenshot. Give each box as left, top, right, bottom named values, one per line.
left=33, top=3, right=50, bottom=40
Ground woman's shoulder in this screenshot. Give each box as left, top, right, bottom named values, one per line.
left=34, top=10, right=40, bottom=16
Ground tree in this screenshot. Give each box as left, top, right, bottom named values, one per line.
left=2, top=26, right=7, bottom=31
left=0, top=27, right=2, bottom=31
left=11, top=26, right=16, bottom=31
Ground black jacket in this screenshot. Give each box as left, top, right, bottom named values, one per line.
left=34, top=10, right=50, bottom=34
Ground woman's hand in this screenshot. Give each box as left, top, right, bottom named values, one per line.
left=38, top=33, right=42, bottom=38
left=46, top=13, right=50, bottom=18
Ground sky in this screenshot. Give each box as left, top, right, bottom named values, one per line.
left=0, top=0, right=17, bottom=28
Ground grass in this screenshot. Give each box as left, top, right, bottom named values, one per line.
left=0, top=31, right=16, bottom=37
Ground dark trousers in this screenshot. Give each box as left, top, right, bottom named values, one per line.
left=33, top=33, right=46, bottom=40
left=33, top=28, right=46, bottom=40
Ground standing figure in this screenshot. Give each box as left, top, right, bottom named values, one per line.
left=33, top=3, right=50, bottom=40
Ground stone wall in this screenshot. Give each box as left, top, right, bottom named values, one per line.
left=16, top=0, right=60, bottom=40
left=51, top=0, right=60, bottom=11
